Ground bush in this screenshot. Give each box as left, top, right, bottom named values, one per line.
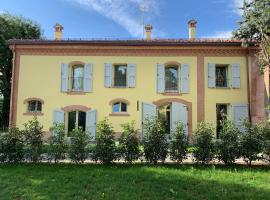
left=170, top=122, right=188, bottom=163
left=240, top=120, right=263, bottom=165
left=94, top=118, right=116, bottom=164
left=69, top=127, right=89, bottom=163
left=119, top=121, right=140, bottom=163
left=0, top=127, right=24, bottom=163
left=143, top=117, right=168, bottom=164
left=216, top=119, right=241, bottom=165
left=193, top=122, right=215, bottom=164
left=23, top=117, right=44, bottom=162
left=48, top=123, right=68, bottom=163
left=262, top=121, right=270, bottom=163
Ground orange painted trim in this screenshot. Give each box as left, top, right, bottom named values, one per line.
left=109, top=113, right=130, bottom=116
left=164, top=61, right=181, bottom=67
left=152, top=98, right=193, bottom=142
left=162, top=92, right=182, bottom=96
left=197, top=55, right=205, bottom=122
left=68, top=61, right=85, bottom=66
left=61, top=105, right=91, bottom=112
left=109, top=98, right=130, bottom=105
left=23, top=112, right=44, bottom=116
left=23, top=97, right=44, bottom=104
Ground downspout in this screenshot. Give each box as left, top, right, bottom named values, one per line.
left=9, top=44, right=16, bottom=127
left=246, top=51, right=252, bottom=122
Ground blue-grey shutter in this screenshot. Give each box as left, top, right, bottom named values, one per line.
left=208, top=63, right=216, bottom=88
left=104, top=63, right=112, bottom=87
left=141, top=102, right=157, bottom=139
left=180, top=64, right=189, bottom=93
left=84, top=63, right=93, bottom=92
left=171, top=102, right=188, bottom=136
left=61, top=63, right=68, bottom=92
left=231, top=63, right=240, bottom=88
left=157, top=64, right=165, bottom=93
left=232, top=104, right=249, bottom=131
left=127, top=63, right=136, bottom=87
left=53, top=110, right=64, bottom=124
left=86, top=109, right=97, bottom=141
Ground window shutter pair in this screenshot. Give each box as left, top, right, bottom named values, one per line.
left=232, top=104, right=249, bottom=131
left=157, top=64, right=190, bottom=94
left=104, top=63, right=136, bottom=88
left=61, top=63, right=93, bottom=92
left=207, top=63, right=240, bottom=88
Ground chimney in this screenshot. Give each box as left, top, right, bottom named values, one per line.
left=188, top=19, right=197, bottom=39
left=144, top=24, right=153, bottom=40
left=54, top=23, right=63, bottom=40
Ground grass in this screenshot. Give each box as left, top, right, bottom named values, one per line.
left=0, top=164, right=270, bottom=200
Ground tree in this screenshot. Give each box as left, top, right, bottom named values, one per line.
left=233, top=0, right=270, bottom=69
left=0, top=13, right=41, bottom=127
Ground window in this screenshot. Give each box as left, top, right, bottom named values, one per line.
left=114, top=65, right=127, bottom=87
left=67, top=111, right=86, bottom=136
left=113, top=102, right=127, bottom=113
left=216, top=104, right=228, bottom=139
left=28, top=100, right=42, bottom=112
left=165, top=66, right=178, bottom=92
left=71, top=64, right=84, bottom=91
left=215, top=65, right=228, bottom=87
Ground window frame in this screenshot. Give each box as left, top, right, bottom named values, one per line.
left=112, top=102, right=128, bottom=113
left=113, top=64, right=128, bottom=88
left=164, top=65, right=179, bottom=93
left=70, top=64, right=85, bottom=92
left=66, top=110, right=86, bottom=137
left=23, top=98, right=44, bottom=116
left=215, top=64, right=229, bottom=88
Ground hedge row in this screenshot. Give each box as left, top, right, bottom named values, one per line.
left=1, top=117, right=270, bottom=165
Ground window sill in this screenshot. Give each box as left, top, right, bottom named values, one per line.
left=162, top=92, right=181, bottom=96
left=211, top=87, right=231, bottom=89
left=65, top=91, right=86, bottom=95
left=109, top=113, right=130, bottom=116
left=23, top=112, right=44, bottom=116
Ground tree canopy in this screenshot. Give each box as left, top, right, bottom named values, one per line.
left=0, top=13, right=42, bottom=127
left=233, top=0, right=270, bottom=68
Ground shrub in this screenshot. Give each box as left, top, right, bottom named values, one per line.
left=216, top=119, right=241, bottom=165
left=119, top=121, right=140, bottom=163
left=193, top=122, right=215, bottom=164
left=262, top=121, right=270, bottom=163
left=143, top=117, right=168, bottom=164
left=23, top=117, right=44, bottom=162
left=0, top=127, right=24, bottom=163
left=94, top=118, right=116, bottom=164
left=48, top=123, right=68, bottom=163
left=240, top=120, right=263, bottom=165
left=170, top=122, right=188, bottom=163
left=69, top=127, right=89, bottom=163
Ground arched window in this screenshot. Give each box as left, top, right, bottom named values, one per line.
left=28, top=100, right=42, bottom=112
left=113, top=102, right=127, bottom=113
left=72, top=64, right=84, bottom=91
left=165, top=65, right=179, bottom=92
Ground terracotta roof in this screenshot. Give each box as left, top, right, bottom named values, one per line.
left=8, top=38, right=257, bottom=47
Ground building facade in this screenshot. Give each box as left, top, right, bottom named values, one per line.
left=8, top=22, right=268, bottom=141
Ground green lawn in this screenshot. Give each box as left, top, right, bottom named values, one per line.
left=0, top=164, right=270, bottom=200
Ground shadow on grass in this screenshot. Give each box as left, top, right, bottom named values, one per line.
left=0, top=163, right=270, bottom=200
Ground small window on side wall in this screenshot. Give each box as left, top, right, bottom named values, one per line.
left=28, top=100, right=42, bottom=112
left=113, top=102, right=127, bottom=113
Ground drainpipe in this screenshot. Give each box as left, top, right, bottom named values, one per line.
left=246, top=52, right=252, bottom=122
left=9, top=44, right=16, bottom=127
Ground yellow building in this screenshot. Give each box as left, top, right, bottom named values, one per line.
left=8, top=20, right=267, bottom=141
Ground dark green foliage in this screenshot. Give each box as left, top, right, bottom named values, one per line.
left=48, top=123, right=68, bottom=163
left=170, top=122, right=188, bottom=163
left=23, top=117, right=43, bottom=162
left=119, top=121, right=140, bottom=163
left=94, top=118, right=116, bottom=164
left=0, top=127, right=24, bottom=163
left=69, top=128, right=89, bottom=163
left=240, top=120, right=263, bottom=165
left=216, top=120, right=241, bottom=165
left=193, top=122, right=215, bottom=164
left=261, top=121, right=270, bottom=163
left=143, top=117, right=168, bottom=164
left=0, top=13, right=42, bottom=127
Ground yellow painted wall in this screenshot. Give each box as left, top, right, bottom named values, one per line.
left=16, top=55, right=248, bottom=135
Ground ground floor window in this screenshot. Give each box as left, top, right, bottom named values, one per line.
left=158, top=104, right=171, bottom=134
left=216, top=104, right=228, bottom=139
left=67, top=111, right=86, bottom=136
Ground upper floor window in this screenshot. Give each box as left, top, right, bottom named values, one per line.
left=114, top=64, right=127, bottom=87
left=71, top=64, right=84, bottom=91
left=165, top=65, right=179, bottom=92
left=28, top=100, right=42, bottom=112
left=215, top=65, right=228, bottom=87
left=113, top=102, right=127, bottom=113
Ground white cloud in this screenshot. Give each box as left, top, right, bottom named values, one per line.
left=65, top=0, right=160, bottom=38
left=203, top=30, right=233, bottom=39
left=232, top=0, right=252, bottom=16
